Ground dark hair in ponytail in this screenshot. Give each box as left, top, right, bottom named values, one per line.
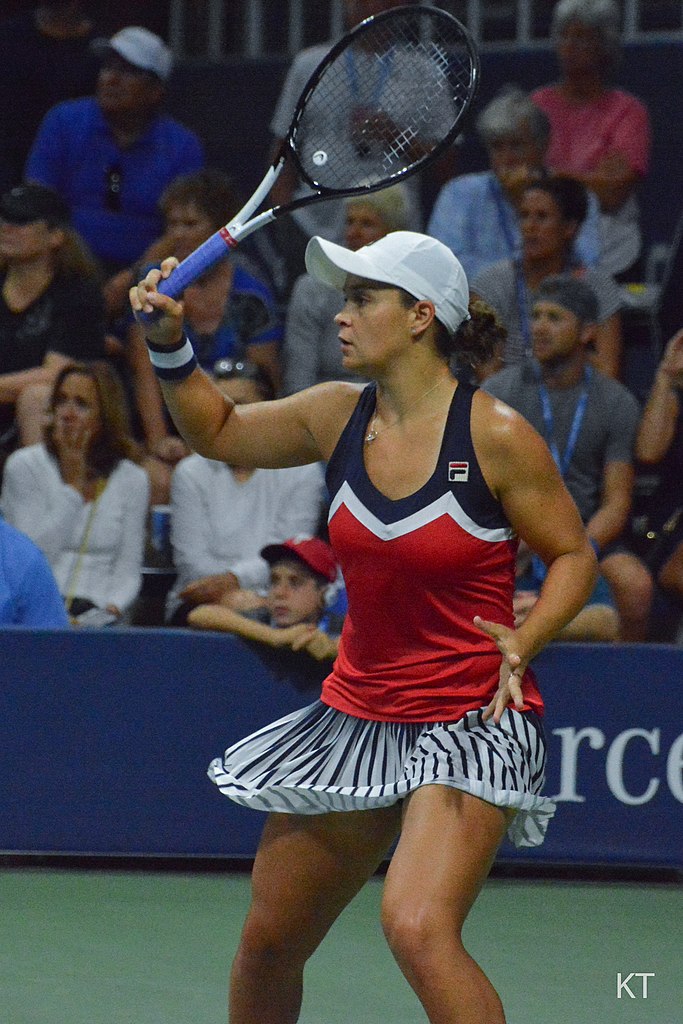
left=395, top=290, right=507, bottom=366
left=436, top=299, right=507, bottom=366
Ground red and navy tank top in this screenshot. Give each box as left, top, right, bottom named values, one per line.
left=323, top=381, right=544, bottom=722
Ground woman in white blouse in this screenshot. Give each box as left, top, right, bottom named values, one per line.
left=166, top=358, right=326, bottom=625
left=1, top=361, right=149, bottom=623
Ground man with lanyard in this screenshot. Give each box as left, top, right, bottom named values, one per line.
left=483, top=274, right=652, bottom=641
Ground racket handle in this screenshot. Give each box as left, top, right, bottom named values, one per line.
left=158, top=230, right=235, bottom=299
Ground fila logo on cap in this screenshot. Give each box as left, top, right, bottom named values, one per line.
left=448, top=461, right=469, bottom=483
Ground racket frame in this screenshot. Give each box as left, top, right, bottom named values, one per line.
left=158, top=5, right=479, bottom=299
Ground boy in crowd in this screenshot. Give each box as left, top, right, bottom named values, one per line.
left=188, top=537, right=344, bottom=688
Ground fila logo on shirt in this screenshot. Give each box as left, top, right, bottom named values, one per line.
left=448, top=461, right=469, bottom=483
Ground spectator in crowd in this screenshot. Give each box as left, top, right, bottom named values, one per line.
left=283, top=184, right=409, bottom=394
left=471, top=175, right=623, bottom=378
left=102, top=167, right=271, bottom=323
left=266, top=0, right=427, bottom=297
left=119, top=169, right=283, bottom=502
left=25, top=25, right=204, bottom=278
left=189, top=537, right=344, bottom=689
left=532, top=0, right=651, bottom=281
left=0, top=514, right=70, bottom=627
left=427, top=85, right=601, bottom=281
left=165, top=359, right=326, bottom=626
left=483, top=274, right=652, bottom=641
left=1, top=361, right=149, bottom=625
left=628, top=329, right=683, bottom=617
left=0, top=183, right=106, bottom=468
left=512, top=541, right=619, bottom=642
left=0, top=1, right=99, bottom=193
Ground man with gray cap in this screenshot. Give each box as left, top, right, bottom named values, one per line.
left=25, top=26, right=204, bottom=275
left=483, top=273, right=653, bottom=640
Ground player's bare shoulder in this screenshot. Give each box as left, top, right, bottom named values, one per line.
left=471, top=387, right=529, bottom=453
left=293, top=379, right=367, bottom=459
left=471, top=386, right=552, bottom=491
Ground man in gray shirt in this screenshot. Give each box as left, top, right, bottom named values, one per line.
left=483, top=274, right=653, bottom=640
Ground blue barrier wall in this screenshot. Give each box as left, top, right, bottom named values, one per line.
left=1, top=629, right=681, bottom=867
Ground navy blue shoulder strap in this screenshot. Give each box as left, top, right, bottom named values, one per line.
left=325, top=383, right=376, bottom=501
left=438, top=382, right=510, bottom=531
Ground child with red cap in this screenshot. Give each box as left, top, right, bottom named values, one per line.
left=187, top=536, right=343, bottom=665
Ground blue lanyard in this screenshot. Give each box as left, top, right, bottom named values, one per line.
left=345, top=47, right=394, bottom=106
left=528, top=364, right=593, bottom=585
left=489, top=176, right=519, bottom=257
left=529, top=363, right=592, bottom=586
left=534, top=363, right=592, bottom=478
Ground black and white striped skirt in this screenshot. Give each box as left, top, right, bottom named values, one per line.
left=207, top=701, right=555, bottom=848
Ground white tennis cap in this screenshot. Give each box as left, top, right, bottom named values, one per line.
left=305, top=230, right=470, bottom=335
left=93, top=27, right=173, bottom=82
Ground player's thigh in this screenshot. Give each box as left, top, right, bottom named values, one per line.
left=244, top=806, right=401, bottom=958
left=382, top=785, right=510, bottom=935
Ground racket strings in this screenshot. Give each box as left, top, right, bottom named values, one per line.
left=294, top=10, right=476, bottom=192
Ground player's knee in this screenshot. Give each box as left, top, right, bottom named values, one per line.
left=236, top=912, right=302, bottom=971
left=381, top=895, right=451, bottom=973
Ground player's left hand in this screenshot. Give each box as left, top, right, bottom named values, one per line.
left=473, top=615, right=528, bottom=725
left=129, top=258, right=185, bottom=348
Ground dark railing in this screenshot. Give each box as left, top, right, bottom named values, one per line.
left=167, top=1, right=683, bottom=58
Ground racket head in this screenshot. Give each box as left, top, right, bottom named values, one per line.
left=285, top=4, right=479, bottom=199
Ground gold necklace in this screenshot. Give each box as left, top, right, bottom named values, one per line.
left=364, top=378, right=448, bottom=444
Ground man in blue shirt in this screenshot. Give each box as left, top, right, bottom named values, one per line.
left=0, top=517, right=69, bottom=628
left=25, top=26, right=204, bottom=275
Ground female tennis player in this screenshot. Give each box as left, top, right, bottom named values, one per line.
left=131, top=230, right=596, bottom=1024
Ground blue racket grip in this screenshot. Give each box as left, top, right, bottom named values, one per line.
left=158, top=230, right=234, bottom=299
left=135, top=230, right=234, bottom=324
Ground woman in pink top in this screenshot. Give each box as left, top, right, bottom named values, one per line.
left=532, top=0, right=651, bottom=279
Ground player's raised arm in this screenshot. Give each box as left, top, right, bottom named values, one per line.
left=129, top=260, right=359, bottom=469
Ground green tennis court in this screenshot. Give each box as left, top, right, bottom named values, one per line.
left=1, top=865, right=680, bottom=1024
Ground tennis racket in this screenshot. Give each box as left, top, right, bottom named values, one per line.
left=157, top=4, right=479, bottom=300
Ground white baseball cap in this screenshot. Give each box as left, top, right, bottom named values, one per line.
left=93, top=27, right=173, bottom=82
left=305, top=230, right=470, bottom=335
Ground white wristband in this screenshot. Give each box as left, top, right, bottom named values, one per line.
left=146, top=337, right=198, bottom=381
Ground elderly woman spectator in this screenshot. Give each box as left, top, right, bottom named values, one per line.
left=532, top=0, right=652, bottom=280
left=427, top=85, right=601, bottom=281
left=282, top=184, right=410, bottom=394
left=1, top=361, right=149, bottom=624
